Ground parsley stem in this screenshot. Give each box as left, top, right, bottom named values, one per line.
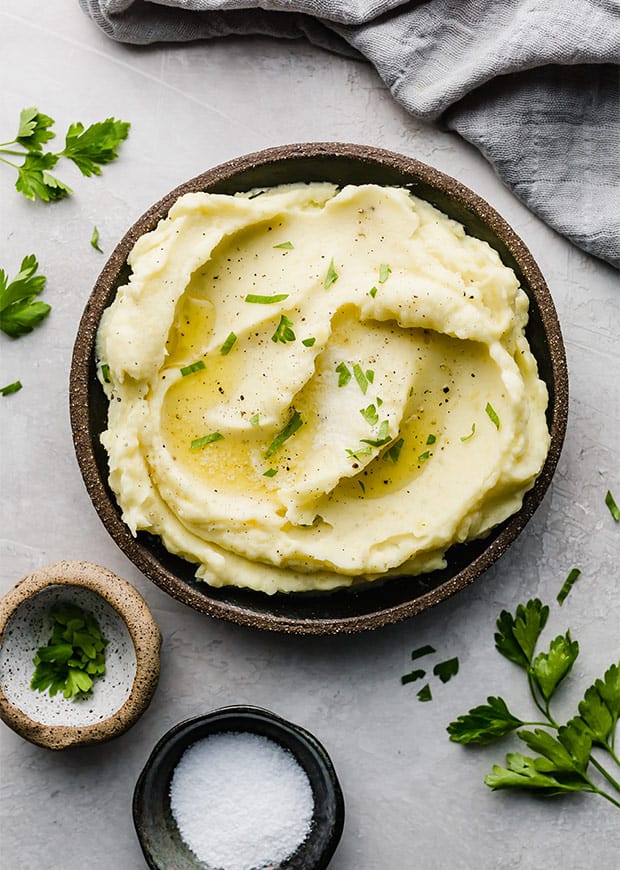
left=589, top=755, right=620, bottom=793
left=0, top=154, right=21, bottom=168
left=527, top=671, right=556, bottom=724
left=0, top=148, right=28, bottom=157
left=585, top=780, right=620, bottom=809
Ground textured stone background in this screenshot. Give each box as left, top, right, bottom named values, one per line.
left=1, top=2, right=618, bottom=868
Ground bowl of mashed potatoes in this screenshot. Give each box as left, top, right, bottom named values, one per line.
left=70, top=143, right=567, bottom=634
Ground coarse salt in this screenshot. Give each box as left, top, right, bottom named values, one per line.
left=169, top=731, right=314, bottom=870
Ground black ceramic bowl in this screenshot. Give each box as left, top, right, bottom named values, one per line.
left=133, top=706, right=345, bottom=870
left=70, top=143, right=568, bottom=635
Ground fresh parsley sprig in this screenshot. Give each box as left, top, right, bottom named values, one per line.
left=1, top=107, right=129, bottom=202
left=447, top=598, right=620, bottom=809
left=0, top=254, right=50, bottom=337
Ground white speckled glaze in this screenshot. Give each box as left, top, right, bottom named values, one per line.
left=0, top=585, right=136, bottom=727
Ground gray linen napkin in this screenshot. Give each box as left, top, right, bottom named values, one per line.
left=80, top=0, right=620, bottom=268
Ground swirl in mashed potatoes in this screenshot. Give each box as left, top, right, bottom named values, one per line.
left=97, top=183, right=549, bottom=594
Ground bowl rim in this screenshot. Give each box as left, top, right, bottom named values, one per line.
left=69, top=142, right=568, bottom=635
left=0, top=560, right=161, bottom=749
left=132, top=705, right=345, bottom=870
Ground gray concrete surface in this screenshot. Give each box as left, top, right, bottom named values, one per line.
left=1, top=2, right=618, bottom=868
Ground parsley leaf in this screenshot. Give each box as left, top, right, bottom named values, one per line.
left=360, top=404, right=379, bottom=426
left=494, top=598, right=549, bottom=669
left=191, top=432, right=224, bottom=449
left=61, top=118, right=130, bottom=176
left=448, top=697, right=525, bottom=744
left=91, top=226, right=103, bottom=253
left=379, top=263, right=391, bottom=283
left=15, top=152, right=71, bottom=202
left=324, top=258, right=338, bottom=289
left=384, top=438, right=404, bottom=464
left=434, top=657, right=459, bottom=684
left=605, top=490, right=620, bottom=521
left=264, top=410, right=303, bottom=459
left=302, top=337, right=316, bottom=347
left=484, top=752, right=588, bottom=795
left=180, top=360, right=205, bottom=376
left=401, top=669, right=426, bottom=685
left=353, top=363, right=368, bottom=394
left=0, top=254, right=51, bottom=337
left=245, top=293, right=289, bottom=304
left=531, top=632, right=579, bottom=701
left=411, top=644, right=435, bottom=661
left=557, top=567, right=581, bottom=605
left=220, top=332, right=237, bottom=355
left=271, top=315, right=296, bottom=344
left=485, top=402, right=500, bottom=429
left=461, top=423, right=476, bottom=442
left=417, top=683, right=432, bottom=702
left=336, top=362, right=351, bottom=387
left=273, top=241, right=294, bottom=250
left=16, top=107, right=55, bottom=151
left=0, top=380, right=22, bottom=396
left=360, top=420, right=391, bottom=448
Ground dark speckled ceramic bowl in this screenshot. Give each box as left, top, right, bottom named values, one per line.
left=133, top=706, right=345, bottom=870
left=70, top=143, right=568, bottom=635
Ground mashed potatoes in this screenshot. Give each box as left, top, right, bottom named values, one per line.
left=97, top=183, right=549, bottom=594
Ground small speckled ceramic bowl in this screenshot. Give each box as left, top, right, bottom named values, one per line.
left=70, top=143, right=568, bottom=635
left=133, top=706, right=345, bottom=870
left=0, top=561, right=161, bottom=749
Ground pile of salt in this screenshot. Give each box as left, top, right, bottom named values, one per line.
left=169, top=731, right=314, bottom=870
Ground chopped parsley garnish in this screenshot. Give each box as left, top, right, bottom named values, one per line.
left=336, top=362, right=351, bottom=387
left=426, top=434, right=436, bottom=445
left=366, top=369, right=374, bottom=384
left=346, top=446, right=373, bottom=461
left=1, top=380, right=22, bottom=396
left=605, top=490, right=620, bottom=521
left=190, top=432, right=224, bottom=450
left=180, top=360, right=205, bottom=376
left=401, top=669, right=426, bottom=686
left=323, top=258, right=338, bottom=289
left=273, top=241, right=294, bottom=250
left=245, top=293, right=289, bottom=304
left=418, top=450, right=431, bottom=462
left=360, top=404, right=379, bottom=426
left=264, top=410, right=303, bottom=459
left=461, top=423, right=476, bottom=442
left=302, top=337, right=316, bottom=347
left=361, top=420, right=391, bottom=448
left=485, top=402, right=500, bottom=429
left=90, top=225, right=103, bottom=253
left=353, top=363, right=369, bottom=394
left=250, top=414, right=260, bottom=426
left=411, top=644, right=436, bottom=661
left=220, top=332, right=237, bottom=355
left=384, top=438, right=404, bottom=464
left=100, top=363, right=111, bottom=383
left=271, top=315, right=296, bottom=344
left=369, top=286, right=378, bottom=298
left=417, top=683, right=432, bottom=702
left=30, top=604, right=108, bottom=700
left=358, top=480, right=366, bottom=494
left=557, top=567, right=581, bottom=605
left=379, top=263, right=392, bottom=284
left=263, top=468, right=278, bottom=478
left=433, top=658, right=459, bottom=683
left=377, top=396, right=383, bottom=407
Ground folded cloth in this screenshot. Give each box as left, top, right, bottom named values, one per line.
left=80, top=0, right=620, bottom=268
